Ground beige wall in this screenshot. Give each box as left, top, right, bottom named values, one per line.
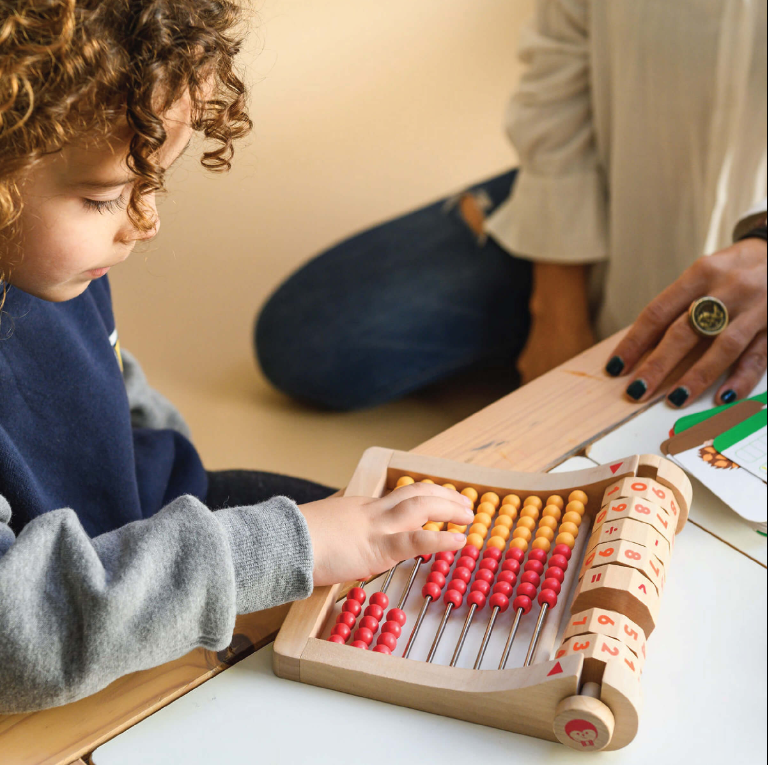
left=111, top=0, right=534, bottom=488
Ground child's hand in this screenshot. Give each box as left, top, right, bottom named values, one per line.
left=300, top=484, right=475, bottom=587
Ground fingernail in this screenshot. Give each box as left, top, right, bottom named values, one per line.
left=452, top=533, right=467, bottom=544
left=668, top=387, right=690, bottom=408
left=721, top=389, right=738, bottom=404
left=461, top=494, right=473, bottom=506
left=626, top=379, right=648, bottom=401
left=606, top=356, right=625, bottom=377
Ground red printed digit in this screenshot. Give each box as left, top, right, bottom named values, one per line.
left=596, top=510, right=608, bottom=525
left=598, top=615, right=616, bottom=627
left=572, top=616, right=588, bottom=627
left=584, top=552, right=595, bottom=568
left=652, top=487, right=666, bottom=499
left=598, top=547, right=615, bottom=558
left=625, top=550, right=643, bottom=561
left=607, top=485, right=620, bottom=496
left=634, top=504, right=651, bottom=515
left=601, top=643, right=620, bottom=656
left=657, top=513, right=669, bottom=529
left=649, top=559, right=660, bottom=578
left=591, top=573, right=603, bottom=584
left=638, top=584, right=648, bottom=595
left=624, top=625, right=639, bottom=641
left=670, top=499, right=678, bottom=516
left=611, top=503, right=628, bottom=513
left=631, top=482, right=648, bottom=492
left=605, top=526, right=619, bottom=537
left=573, top=641, right=591, bottom=652
left=625, top=658, right=636, bottom=672
left=556, top=649, right=566, bottom=659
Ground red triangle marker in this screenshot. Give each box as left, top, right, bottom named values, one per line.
left=610, top=462, right=623, bottom=475
left=548, top=662, right=564, bottom=676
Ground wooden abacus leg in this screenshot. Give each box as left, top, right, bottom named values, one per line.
left=553, top=683, right=615, bottom=752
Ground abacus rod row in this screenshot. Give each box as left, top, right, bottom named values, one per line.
left=380, top=562, right=401, bottom=595
left=427, top=603, right=453, bottom=663
left=499, top=609, right=524, bottom=670
left=402, top=596, right=432, bottom=659
left=450, top=603, right=477, bottom=668
left=524, top=603, right=549, bottom=667
left=396, top=559, right=423, bottom=609
left=474, top=605, right=500, bottom=670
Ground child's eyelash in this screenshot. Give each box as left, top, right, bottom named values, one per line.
left=83, top=197, right=126, bottom=214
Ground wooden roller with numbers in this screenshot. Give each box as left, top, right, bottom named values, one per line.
left=273, top=447, right=692, bottom=753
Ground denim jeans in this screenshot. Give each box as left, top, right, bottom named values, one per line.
left=255, top=169, right=531, bottom=411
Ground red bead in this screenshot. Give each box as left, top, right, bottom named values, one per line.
left=513, top=595, right=533, bottom=615
left=544, top=567, right=565, bottom=584
left=528, top=549, right=548, bottom=564
left=332, top=623, right=351, bottom=640
left=444, top=589, right=463, bottom=608
left=475, top=568, right=495, bottom=584
left=418, top=553, right=433, bottom=563
left=542, top=578, right=562, bottom=595
left=457, top=556, right=477, bottom=572
left=435, top=551, right=456, bottom=563
left=471, top=580, right=491, bottom=596
left=505, top=548, right=525, bottom=563
left=453, top=567, right=472, bottom=583
left=347, top=587, right=367, bottom=604
left=502, top=559, right=521, bottom=575
left=370, top=592, right=389, bottom=609
left=431, top=560, right=451, bottom=577
left=493, top=581, right=514, bottom=597
left=382, top=620, right=402, bottom=638
left=538, top=589, right=558, bottom=608
left=479, top=558, right=499, bottom=574
left=427, top=572, right=446, bottom=588
left=553, top=544, right=572, bottom=561
left=372, top=644, right=392, bottom=655
left=328, top=634, right=346, bottom=644
left=386, top=608, right=407, bottom=626
left=517, top=582, right=538, bottom=600
left=359, top=616, right=379, bottom=633
left=337, top=611, right=357, bottom=628
left=342, top=600, right=362, bottom=617
left=521, top=571, right=541, bottom=588
left=364, top=604, right=384, bottom=622
left=489, top=593, right=510, bottom=613
left=467, top=591, right=487, bottom=609
left=422, top=582, right=441, bottom=600
left=354, top=628, right=374, bottom=646
left=483, top=547, right=503, bottom=561
left=549, top=555, right=569, bottom=571
left=461, top=545, right=481, bottom=560
left=497, top=571, right=517, bottom=587
left=524, top=560, right=544, bottom=576
left=376, top=632, right=398, bottom=651
left=350, top=640, right=369, bottom=650
left=448, top=578, right=467, bottom=595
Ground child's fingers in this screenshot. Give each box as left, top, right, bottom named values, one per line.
left=385, top=530, right=466, bottom=564
left=379, top=481, right=473, bottom=510
left=388, top=494, right=476, bottom=530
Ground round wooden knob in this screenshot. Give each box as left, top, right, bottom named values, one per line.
left=553, top=694, right=615, bottom=752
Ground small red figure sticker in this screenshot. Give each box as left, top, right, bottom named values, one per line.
left=565, top=719, right=599, bottom=748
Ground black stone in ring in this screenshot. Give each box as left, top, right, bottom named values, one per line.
left=689, top=296, right=729, bottom=338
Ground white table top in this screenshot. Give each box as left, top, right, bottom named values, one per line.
left=93, top=458, right=768, bottom=765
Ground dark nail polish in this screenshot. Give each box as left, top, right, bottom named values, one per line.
left=668, top=387, right=690, bottom=408
left=721, top=389, right=738, bottom=404
left=626, top=379, right=648, bottom=401
left=606, top=356, right=625, bottom=377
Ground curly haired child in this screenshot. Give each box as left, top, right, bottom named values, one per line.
left=0, top=0, right=472, bottom=713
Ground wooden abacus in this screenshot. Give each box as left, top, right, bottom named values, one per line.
left=274, top=448, right=692, bottom=753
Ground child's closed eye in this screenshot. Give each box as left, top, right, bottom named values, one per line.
left=83, top=196, right=126, bottom=214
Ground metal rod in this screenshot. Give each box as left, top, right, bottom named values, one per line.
left=396, top=559, right=423, bottom=609
left=524, top=603, right=549, bottom=667
left=427, top=603, right=453, bottom=663
left=402, top=596, right=432, bottom=658
left=499, top=609, right=524, bottom=670
left=450, top=604, right=477, bottom=667
left=379, top=562, right=401, bottom=595
left=474, top=606, right=500, bottom=670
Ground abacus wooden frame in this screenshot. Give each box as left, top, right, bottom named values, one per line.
left=273, top=448, right=691, bottom=751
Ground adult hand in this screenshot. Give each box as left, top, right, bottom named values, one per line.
left=606, top=237, right=768, bottom=408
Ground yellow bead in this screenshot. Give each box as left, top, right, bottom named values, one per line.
left=494, top=514, right=514, bottom=529
left=520, top=506, right=540, bottom=521
left=509, top=537, right=529, bottom=552
left=480, top=492, right=500, bottom=509
left=532, top=537, right=551, bottom=553
left=396, top=476, right=415, bottom=487
left=566, top=500, right=587, bottom=517
left=466, top=533, right=485, bottom=550
left=423, top=522, right=442, bottom=532
left=556, top=532, right=576, bottom=549
left=542, top=505, right=563, bottom=522
left=546, top=495, right=565, bottom=510
left=487, top=535, right=507, bottom=551
left=502, top=494, right=521, bottom=509
left=535, top=526, right=555, bottom=542
left=442, top=483, right=456, bottom=491
left=474, top=512, right=493, bottom=528
left=476, top=502, right=497, bottom=518
left=461, top=487, right=479, bottom=503
left=559, top=521, right=580, bottom=538
left=490, top=525, right=510, bottom=541
left=569, top=490, right=589, bottom=505
left=512, top=527, right=532, bottom=543
left=539, top=516, right=558, bottom=531
left=499, top=506, right=519, bottom=521
left=469, top=523, right=489, bottom=539
left=447, top=524, right=467, bottom=533
left=517, top=516, right=537, bottom=532
left=421, top=478, right=435, bottom=484
left=562, top=511, right=582, bottom=527
left=523, top=496, right=543, bottom=510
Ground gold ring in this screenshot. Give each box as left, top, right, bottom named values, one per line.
left=689, top=296, right=729, bottom=338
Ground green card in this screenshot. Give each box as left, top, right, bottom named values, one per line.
left=714, top=410, right=768, bottom=453
left=673, top=391, right=768, bottom=435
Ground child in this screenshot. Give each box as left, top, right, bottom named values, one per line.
left=0, top=0, right=471, bottom=713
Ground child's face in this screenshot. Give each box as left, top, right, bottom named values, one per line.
left=3, top=97, right=193, bottom=303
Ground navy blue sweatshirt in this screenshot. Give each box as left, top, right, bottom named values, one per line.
left=0, top=278, right=208, bottom=537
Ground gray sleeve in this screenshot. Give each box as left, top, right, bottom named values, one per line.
left=0, top=492, right=313, bottom=713
left=122, top=348, right=192, bottom=437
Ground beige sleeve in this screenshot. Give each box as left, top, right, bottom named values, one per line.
left=485, top=0, right=608, bottom=264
